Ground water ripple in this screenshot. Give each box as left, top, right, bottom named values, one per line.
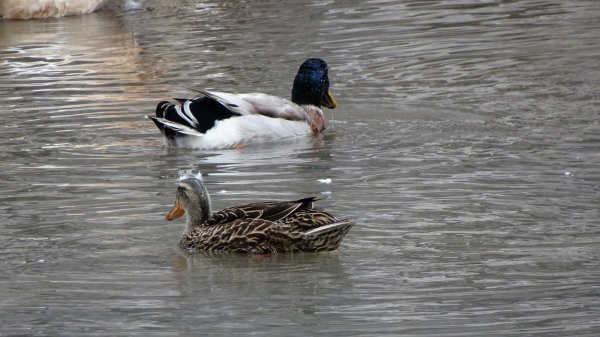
left=1, top=0, right=600, bottom=336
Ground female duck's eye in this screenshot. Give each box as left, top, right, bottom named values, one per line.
left=177, top=189, right=188, bottom=199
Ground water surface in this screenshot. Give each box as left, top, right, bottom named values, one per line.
left=1, top=0, right=599, bottom=336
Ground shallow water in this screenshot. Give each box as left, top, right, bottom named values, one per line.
left=1, top=0, right=599, bottom=336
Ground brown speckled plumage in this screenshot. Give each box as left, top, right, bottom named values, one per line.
left=167, top=175, right=354, bottom=254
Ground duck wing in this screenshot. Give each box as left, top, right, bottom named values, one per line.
left=201, top=90, right=310, bottom=121
left=206, top=197, right=316, bottom=226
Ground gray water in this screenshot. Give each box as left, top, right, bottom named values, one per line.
left=1, top=0, right=599, bottom=336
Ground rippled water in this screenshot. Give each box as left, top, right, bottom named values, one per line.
left=1, top=0, right=599, bottom=335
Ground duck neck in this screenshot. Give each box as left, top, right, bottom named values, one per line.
left=185, top=193, right=212, bottom=232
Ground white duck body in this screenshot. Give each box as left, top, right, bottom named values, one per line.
left=157, top=114, right=314, bottom=148
left=149, top=90, right=326, bottom=149
left=1, top=0, right=107, bottom=19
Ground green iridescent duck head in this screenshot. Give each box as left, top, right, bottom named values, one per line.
left=291, top=58, right=337, bottom=109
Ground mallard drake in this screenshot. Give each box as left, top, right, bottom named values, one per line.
left=148, top=58, right=337, bottom=148
left=1, top=0, right=107, bottom=19
left=165, top=174, right=354, bottom=254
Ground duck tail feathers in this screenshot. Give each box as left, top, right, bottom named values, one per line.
left=155, top=100, right=199, bottom=129
left=153, top=95, right=240, bottom=134
left=147, top=116, right=204, bottom=138
left=305, top=220, right=355, bottom=237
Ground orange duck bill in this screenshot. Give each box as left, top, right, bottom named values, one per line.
left=166, top=201, right=185, bottom=220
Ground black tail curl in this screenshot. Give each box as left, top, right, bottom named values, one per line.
left=154, top=97, right=238, bottom=134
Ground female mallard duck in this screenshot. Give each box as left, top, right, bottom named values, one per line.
left=165, top=174, right=354, bottom=254
left=148, top=58, right=337, bottom=148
